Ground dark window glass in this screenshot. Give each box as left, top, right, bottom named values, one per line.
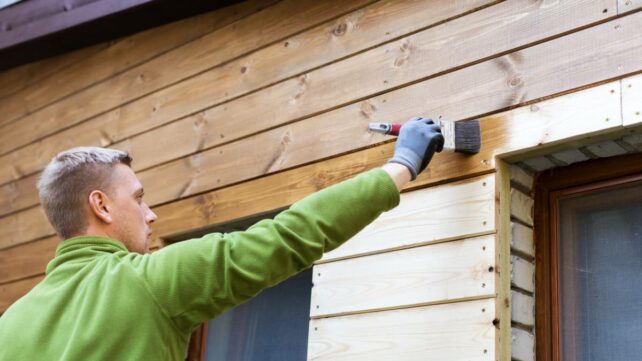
left=558, top=181, right=642, bottom=361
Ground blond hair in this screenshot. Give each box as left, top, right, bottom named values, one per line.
left=37, top=147, right=132, bottom=239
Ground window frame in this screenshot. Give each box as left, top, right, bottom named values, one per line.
left=533, top=152, right=642, bottom=361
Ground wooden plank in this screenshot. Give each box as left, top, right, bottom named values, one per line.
left=619, top=0, right=642, bottom=13
left=0, top=275, right=43, bottom=313
left=0, top=1, right=630, bottom=208
left=1, top=77, right=623, bottom=248
left=0, top=0, right=375, bottom=157
left=0, top=206, right=52, bottom=250
left=0, top=42, right=108, bottom=101
left=622, top=74, right=642, bottom=126
left=0, top=0, right=274, bottom=128
left=0, top=0, right=493, bottom=185
left=321, top=174, right=495, bottom=262
left=522, top=156, right=556, bottom=172
left=311, top=235, right=495, bottom=318
left=0, top=172, right=38, bottom=217
left=586, top=140, right=628, bottom=157
left=0, top=236, right=58, bottom=284
left=496, top=161, right=512, bottom=361
left=307, top=298, right=495, bottom=361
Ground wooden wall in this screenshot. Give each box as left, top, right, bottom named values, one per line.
left=1, top=0, right=642, bottom=359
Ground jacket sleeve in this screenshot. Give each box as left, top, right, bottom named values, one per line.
left=128, top=168, right=400, bottom=332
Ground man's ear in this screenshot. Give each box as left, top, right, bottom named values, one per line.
left=88, top=190, right=113, bottom=224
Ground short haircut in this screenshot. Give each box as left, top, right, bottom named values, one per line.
left=37, top=147, right=133, bottom=240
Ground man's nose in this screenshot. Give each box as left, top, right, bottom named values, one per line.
left=145, top=204, right=158, bottom=223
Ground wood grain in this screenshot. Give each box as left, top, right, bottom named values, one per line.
left=0, top=43, right=107, bottom=101
left=0, top=275, right=43, bottom=312
left=0, top=0, right=374, bottom=157
left=0, top=3, right=632, bottom=215
left=0, top=236, right=58, bottom=284
left=496, top=161, right=513, bottom=361
left=511, top=189, right=534, bottom=226
left=0, top=0, right=274, bottom=128
left=0, top=206, right=52, bottom=250
left=320, top=174, right=495, bottom=262
left=311, top=235, right=495, bottom=318
left=307, top=298, right=495, bottom=361
left=0, top=0, right=492, bottom=186
left=619, top=0, right=642, bottom=13
left=622, top=74, right=642, bottom=126
left=0, top=78, right=623, bottom=247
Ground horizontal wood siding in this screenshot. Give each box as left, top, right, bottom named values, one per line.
left=2, top=1, right=642, bottom=359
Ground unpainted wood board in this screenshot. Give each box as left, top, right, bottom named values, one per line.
left=586, top=140, right=628, bottom=157
left=307, top=298, right=495, bottom=361
left=496, top=161, right=513, bottom=361
left=549, top=148, right=590, bottom=165
left=0, top=0, right=493, bottom=185
left=0, top=42, right=108, bottom=101
left=0, top=236, right=58, bottom=284
left=0, top=0, right=374, bottom=157
left=1, top=78, right=623, bottom=248
left=0, top=206, right=52, bottom=250
left=311, top=235, right=495, bottom=318
left=320, top=174, right=495, bottom=262
left=622, top=73, right=642, bottom=126
left=619, top=0, right=642, bottom=13
left=0, top=275, right=43, bottom=313
left=0, top=0, right=274, bottom=128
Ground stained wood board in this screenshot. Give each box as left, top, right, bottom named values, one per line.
left=0, top=172, right=38, bottom=217
left=311, top=235, right=495, bottom=318
left=307, top=298, right=495, bottom=361
left=0, top=275, right=43, bottom=312
left=0, top=236, right=58, bottom=284
left=320, top=174, right=495, bottom=262
left=622, top=73, right=642, bottom=126
left=0, top=1, right=630, bottom=219
left=0, top=0, right=375, bottom=157
left=1, top=3, right=630, bottom=215
left=0, top=78, right=623, bottom=248
left=0, top=206, right=52, bottom=250
left=0, top=0, right=274, bottom=128
left=0, top=0, right=493, bottom=185
left=0, top=42, right=108, bottom=101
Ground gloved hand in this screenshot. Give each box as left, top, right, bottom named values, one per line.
left=387, top=117, right=444, bottom=180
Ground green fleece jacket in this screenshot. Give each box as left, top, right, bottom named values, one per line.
left=0, top=169, right=399, bottom=360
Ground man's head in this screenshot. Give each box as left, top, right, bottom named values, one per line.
left=38, top=147, right=157, bottom=253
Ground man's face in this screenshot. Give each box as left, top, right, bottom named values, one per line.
left=108, top=164, right=157, bottom=253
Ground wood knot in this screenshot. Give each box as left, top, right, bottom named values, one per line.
left=360, top=100, right=377, bottom=118
left=332, top=23, right=347, bottom=36
left=293, top=75, right=308, bottom=101
left=240, top=66, right=247, bottom=74
left=508, top=75, right=523, bottom=88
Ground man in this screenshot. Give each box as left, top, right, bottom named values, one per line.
left=0, top=117, right=443, bottom=360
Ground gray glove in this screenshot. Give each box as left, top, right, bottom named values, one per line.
left=387, top=117, right=444, bottom=180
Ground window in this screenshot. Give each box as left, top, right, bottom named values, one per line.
left=534, top=153, right=642, bottom=361
left=175, top=210, right=313, bottom=361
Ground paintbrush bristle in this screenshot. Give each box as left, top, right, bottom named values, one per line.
left=453, top=119, right=481, bottom=154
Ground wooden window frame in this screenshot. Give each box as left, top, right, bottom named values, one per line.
left=533, top=152, right=642, bottom=361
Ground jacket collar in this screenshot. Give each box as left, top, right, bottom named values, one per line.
left=46, top=236, right=128, bottom=275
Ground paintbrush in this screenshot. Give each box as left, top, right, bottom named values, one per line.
left=368, top=117, right=481, bottom=154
